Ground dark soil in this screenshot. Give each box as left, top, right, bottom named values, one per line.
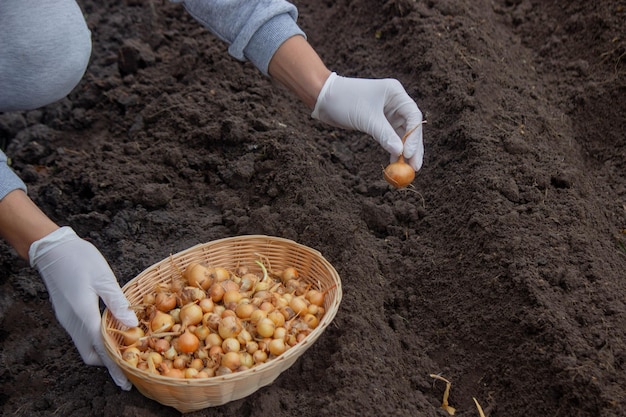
left=1, top=0, right=625, bottom=416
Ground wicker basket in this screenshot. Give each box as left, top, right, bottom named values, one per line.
left=101, top=235, right=342, bottom=413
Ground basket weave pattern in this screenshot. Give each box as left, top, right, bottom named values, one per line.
left=101, top=235, right=342, bottom=413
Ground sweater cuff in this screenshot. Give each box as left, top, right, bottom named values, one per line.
left=0, top=152, right=27, bottom=201
left=242, top=13, right=306, bottom=76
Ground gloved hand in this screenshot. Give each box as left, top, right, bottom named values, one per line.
left=312, top=72, right=424, bottom=170
left=29, top=226, right=138, bottom=390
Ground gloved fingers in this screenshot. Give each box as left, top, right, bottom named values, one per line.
left=383, top=79, right=419, bottom=125
left=374, top=119, right=404, bottom=159
left=399, top=111, right=424, bottom=156
left=65, top=293, right=106, bottom=367
left=405, top=143, right=425, bottom=171
left=77, top=301, right=133, bottom=392
left=402, top=121, right=425, bottom=171
left=94, top=274, right=138, bottom=328
left=45, top=281, right=102, bottom=365
left=381, top=81, right=424, bottom=164
left=93, top=338, right=133, bottom=391
left=82, top=239, right=138, bottom=328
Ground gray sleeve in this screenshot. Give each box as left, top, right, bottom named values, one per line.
left=0, top=150, right=27, bottom=200
left=177, top=0, right=306, bottom=75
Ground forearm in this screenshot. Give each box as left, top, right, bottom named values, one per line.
left=0, top=189, right=59, bottom=260
left=268, top=35, right=331, bottom=109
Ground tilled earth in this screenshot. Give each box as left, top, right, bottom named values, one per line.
left=1, top=1, right=625, bottom=416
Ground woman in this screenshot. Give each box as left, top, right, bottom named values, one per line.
left=0, top=0, right=424, bottom=390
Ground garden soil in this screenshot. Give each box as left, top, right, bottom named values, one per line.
left=1, top=1, right=625, bottom=416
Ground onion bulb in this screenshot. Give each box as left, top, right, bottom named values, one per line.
left=193, top=325, right=210, bottom=341
left=205, top=332, right=223, bottom=348
left=198, top=297, right=214, bottom=313
left=235, top=302, right=255, bottom=319
left=108, top=326, right=144, bottom=346
left=383, top=158, right=415, bottom=188
left=209, top=267, right=230, bottom=282
left=239, top=351, right=254, bottom=368
left=273, top=326, right=287, bottom=340
left=184, top=263, right=212, bottom=290
left=180, top=286, right=206, bottom=305
left=178, top=330, right=200, bottom=353
left=143, top=293, right=156, bottom=305
left=239, top=273, right=258, bottom=292
left=218, top=315, right=242, bottom=339
left=253, top=350, right=268, bottom=364
left=268, top=310, right=286, bottom=327
left=268, top=338, right=286, bottom=356
left=249, top=308, right=267, bottom=324
left=155, top=291, right=177, bottom=312
left=146, top=351, right=163, bottom=374
left=163, top=345, right=177, bottom=361
left=209, top=283, right=225, bottom=303
left=289, top=295, right=309, bottom=317
left=256, top=317, right=275, bottom=338
left=305, top=284, right=336, bottom=307
left=223, top=289, right=243, bottom=305
left=189, top=358, right=204, bottom=371
left=150, top=310, right=175, bottom=332
left=246, top=340, right=259, bottom=354
left=208, top=345, right=223, bottom=360
left=222, top=337, right=241, bottom=353
left=153, top=338, right=170, bottom=353
left=179, top=303, right=203, bottom=328
left=215, top=365, right=233, bottom=376
left=221, top=351, right=241, bottom=370
left=383, top=123, right=424, bottom=188
left=303, top=313, right=319, bottom=329
left=122, top=347, right=141, bottom=367
left=281, top=267, right=299, bottom=284
left=161, top=362, right=184, bottom=378
left=237, top=328, right=253, bottom=346
left=235, top=265, right=250, bottom=277
left=173, top=354, right=190, bottom=370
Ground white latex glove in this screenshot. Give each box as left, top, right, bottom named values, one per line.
left=29, top=226, right=138, bottom=390
left=312, top=72, right=424, bottom=170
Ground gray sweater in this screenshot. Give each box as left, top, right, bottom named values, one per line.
left=0, top=0, right=305, bottom=200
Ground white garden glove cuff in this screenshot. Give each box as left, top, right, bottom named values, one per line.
left=29, top=226, right=138, bottom=391
left=312, top=72, right=424, bottom=170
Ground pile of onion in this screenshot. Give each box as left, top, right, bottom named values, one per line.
left=109, top=262, right=334, bottom=379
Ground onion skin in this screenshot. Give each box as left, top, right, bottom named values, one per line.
left=178, top=330, right=200, bottom=353
left=108, top=326, right=144, bottom=346
left=306, top=290, right=325, bottom=307
left=155, top=291, right=177, bottom=312
left=184, top=263, right=212, bottom=290
left=150, top=310, right=175, bottom=332
left=122, top=347, right=141, bottom=367
left=268, top=338, right=286, bottom=356
left=221, top=351, right=241, bottom=370
left=383, top=157, right=415, bottom=188
left=280, top=267, right=299, bottom=284
left=179, top=303, right=203, bottom=328
left=218, top=315, right=242, bottom=339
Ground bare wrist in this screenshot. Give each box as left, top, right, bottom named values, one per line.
left=268, top=35, right=332, bottom=109
left=0, top=190, right=59, bottom=260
